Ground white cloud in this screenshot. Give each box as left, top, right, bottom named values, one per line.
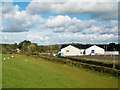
left=25, top=34, right=50, bottom=43
left=2, top=2, right=18, bottom=14
left=27, top=0, right=118, bottom=2
left=2, top=2, right=44, bottom=32
left=54, top=33, right=118, bottom=44
left=1, top=32, right=118, bottom=45
left=3, top=0, right=13, bottom=2
left=45, top=15, right=118, bottom=35
left=45, top=15, right=94, bottom=33
left=0, top=3, right=2, bottom=32
left=45, top=15, right=71, bottom=28
left=26, top=1, right=118, bottom=20
left=1, top=1, right=118, bottom=44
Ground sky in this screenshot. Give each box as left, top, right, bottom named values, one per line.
left=0, top=0, right=119, bottom=45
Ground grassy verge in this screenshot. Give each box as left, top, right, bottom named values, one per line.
left=64, top=57, right=120, bottom=70
left=2, top=54, right=118, bottom=88
left=71, top=56, right=119, bottom=64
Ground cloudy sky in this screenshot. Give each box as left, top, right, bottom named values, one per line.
left=0, top=0, right=119, bottom=45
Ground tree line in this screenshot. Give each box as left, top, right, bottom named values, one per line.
left=1, top=40, right=60, bottom=55
left=0, top=40, right=120, bottom=55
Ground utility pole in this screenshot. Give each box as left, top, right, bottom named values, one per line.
left=104, top=46, right=106, bottom=56
left=104, top=43, right=107, bottom=56
left=50, top=45, right=52, bottom=57
left=59, top=44, right=61, bottom=51
left=113, top=48, right=116, bottom=69
left=106, top=43, right=107, bottom=52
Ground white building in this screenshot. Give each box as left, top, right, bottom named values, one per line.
left=85, top=45, right=105, bottom=55
left=16, top=48, right=20, bottom=53
left=59, top=44, right=119, bottom=57
left=104, top=51, right=119, bottom=55
left=60, top=45, right=84, bottom=56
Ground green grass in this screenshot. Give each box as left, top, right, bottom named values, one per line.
left=72, top=56, right=119, bottom=64
left=2, top=54, right=118, bottom=88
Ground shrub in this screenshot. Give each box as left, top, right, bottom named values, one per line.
left=64, top=57, right=120, bottom=70
left=32, top=55, right=120, bottom=77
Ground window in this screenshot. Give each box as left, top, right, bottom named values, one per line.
left=91, top=50, right=95, bottom=53
left=66, top=50, right=69, bottom=52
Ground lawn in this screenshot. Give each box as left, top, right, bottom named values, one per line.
left=71, top=56, right=119, bottom=64
left=2, top=54, right=118, bottom=88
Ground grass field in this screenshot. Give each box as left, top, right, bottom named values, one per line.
left=71, top=56, right=120, bottom=64
left=2, top=54, right=118, bottom=88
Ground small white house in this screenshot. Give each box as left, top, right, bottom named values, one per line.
left=85, top=45, right=105, bottom=55
left=16, top=48, right=20, bottom=53
left=58, top=44, right=119, bottom=57
left=60, top=45, right=84, bottom=56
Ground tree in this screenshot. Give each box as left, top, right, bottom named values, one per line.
left=18, top=40, right=31, bottom=53
left=12, top=43, right=18, bottom=50
left=28, top=44, right=37, bottom=53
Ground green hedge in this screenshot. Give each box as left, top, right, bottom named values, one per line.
left=64, top=57, right=120, bottom=70
left=35, top=56, right=120, bottom=77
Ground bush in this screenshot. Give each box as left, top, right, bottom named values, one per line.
left=64, top=57, right=120, bottom=70
left=32, top=55, right=120, bottom=77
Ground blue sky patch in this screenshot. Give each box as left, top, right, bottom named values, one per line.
left=13, top=2, right=30, bottom=11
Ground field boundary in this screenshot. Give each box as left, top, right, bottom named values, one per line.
left=64, top=57, right=120, bottom=70
left=32, top=55, right=120, bottom=77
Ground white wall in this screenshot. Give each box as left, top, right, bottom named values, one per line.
left=60, top=45, right=84, bottom=56
left=85, top=45, right=105, bottom=55
left=105, top=51, right=119, bottom=55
